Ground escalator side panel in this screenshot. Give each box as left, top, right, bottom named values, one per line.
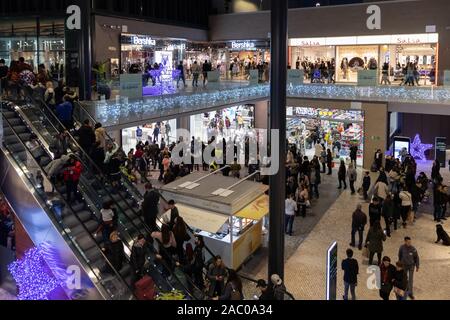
left=0, top=148, right=104, bottom=300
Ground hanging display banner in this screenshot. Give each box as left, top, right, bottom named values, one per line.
left=326, top=241, right=338, bottom=301
left=435, top=137, right=447, bottom=168
left=443, top=70, right=450, bottom=87
left=287, top=69, right=304, bottom=85
left=357, top=70, right=378, bottom=86
left=249, top=70, right=259, bottom=84
left=120, top=74, right=143, bottom=99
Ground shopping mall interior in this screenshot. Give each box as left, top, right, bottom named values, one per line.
left=1, top=0, right=450, bottom=306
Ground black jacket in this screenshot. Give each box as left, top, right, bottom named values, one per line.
left=369, top=203, right=382, bottom=224
left=363, top=176, right=371, bottom=190
left=130, top=243, right=146, bottom=273
left=341, top=258, right=359, bottom=284
left=352, top=209, right=367, bottom=229
left=105, top=240, right=125, bottom=272
left=142, top=190, right=160, bottom=217
left=392, top=269, right=407, bottom=291
left=77, top=125, right=96, bottom=151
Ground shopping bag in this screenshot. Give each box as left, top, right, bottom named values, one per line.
left=393, top=287, right=406, bottom=298
left=362, top=246, right=369, bottom=258
left=135, top=275, right=156, bottom=300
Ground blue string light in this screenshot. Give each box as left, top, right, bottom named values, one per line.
left=8, top=246, right=62, bottom=300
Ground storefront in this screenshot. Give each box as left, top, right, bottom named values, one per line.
left=0, top=19, right=65, bottom=78
left=120, top=33, right=187, bottom=75
left=160, top=172, right=268, bottom=270
left=287, top=106, right=365, bottom=166
left=121, top=119, right=177, bottom=153
left=183, top=40, right=270, bottom=80
left=189, top=104, right=255, bottom=143
left=289, top=33, right=439, bottom=84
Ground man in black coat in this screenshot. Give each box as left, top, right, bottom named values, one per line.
left=141, top=183, right=160, bottom=231
left=130, top=234, right=147, bottom=283
left=341, top=248, right=359, bottom=300
left=76, top=119, right=96, bottom=155
left=368, top=197, right=382, bottom=227
left=350, top=204, right=367, bottom=250
left=362, top=171, right=371, bottom=200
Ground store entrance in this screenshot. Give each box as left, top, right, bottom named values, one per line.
left=121, top=119, right=177, bottom=154
left=287, top=107, right=365, bottom=167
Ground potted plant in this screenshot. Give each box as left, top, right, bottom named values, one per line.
left=155, top=290, right=186, bottom=300
left=92, top=61, right=111, bottom=100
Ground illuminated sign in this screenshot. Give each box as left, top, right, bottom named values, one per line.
left=133, top=36, right=156, bottom=46
left=164, top=43, right=186, bottom=51
left=326, top=241, right=338, bottom=301
left=231, top=41, right=256, bottom=50
left=289, top=33, right=439, bottom=47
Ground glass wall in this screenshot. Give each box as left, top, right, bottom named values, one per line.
left=0, top=19, right=64, bottom=76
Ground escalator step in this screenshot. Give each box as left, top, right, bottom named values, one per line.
left=7, top=118, right=23, bottom=126
left=71, top=202, right=85, bottom=212
left=85, top=246, right=103, bottom=263
left=62, top=214, right=83, bottom=229
left=2, top=111, right=16, bottom=119
left=77, top=210, right=92, bottom=222
left=8, top=143, right=25, bottom=153
left=3, top=136, right=18, bottom=145
left=119, top=264, right=132, bottom=278
left=75, top=234, right=97, bottom=252
left=18, top=133, right=32, bottom=141
left=83, top=220, right=98, bottom=233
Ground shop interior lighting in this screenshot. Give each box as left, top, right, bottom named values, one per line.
left=91, top=84, right=450, bottom=128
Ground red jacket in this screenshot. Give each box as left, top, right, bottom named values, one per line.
left=63, top=161, right=83, bottom=182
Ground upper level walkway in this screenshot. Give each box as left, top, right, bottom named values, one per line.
left=82, top=82, right=450, bottom=130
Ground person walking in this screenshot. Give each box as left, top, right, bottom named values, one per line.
left=381, top=62, right=391, bottom=85
left=63, top=155, right=83, bottom=203
left=381, top=194, right=395, bottom=237
left=285, top=194, right=297, bottom=236
left=326, top=149, right=333, bottom=175
left=202, top=60, right=212, bottom=87
left=379, top=256, right=396, bottom=300
left=365, top=221, right=386, bottom=265
left=207, top=256, right=228, bottom=298
left=349, top=144, right=358, bottom=168
left=368, top=197, right=382, bottom=227
left=214, top=269, right=243, bottom=300
left=337, top=160, right=347, bottom=190
left=392, top=261, right=408, bottom=300
left=341, top=248, right=359, bottom=300
left=76, top=119, right=96, bottom=155
left=373, top=178, right=389, bottom=205
left=347, top=163, right=357, bottom=195
left=176, top=61, right=186, bottom=88
left=191, top=61, right=201, bottom=87
left=362, top=171, right=371, bottom=201
left=350, top=204, right=367, bottom=250
left=399, top=186, right=412, bottom=228
left=141, top=183, right=160, bottom=231
left=130, top=234, right=147, bottom=284
left=103, top=231, right=125, bottom=274
left=398, top=237, right=419, bottom=300
left=320, top=145, right=327, bottom=173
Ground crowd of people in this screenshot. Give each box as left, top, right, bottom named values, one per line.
left=340, top=150, right=450, bottom=301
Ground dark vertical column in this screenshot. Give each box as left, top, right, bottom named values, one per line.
left=65, top=0, right=92, bottom=100
left=36, top=17, right=40, bottom=68
left=268, top=0, right=288, bottom=281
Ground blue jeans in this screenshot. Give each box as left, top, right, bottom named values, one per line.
left=344, top=282, right=356, bottom=300
left=285, top=214, right=295, bottom=235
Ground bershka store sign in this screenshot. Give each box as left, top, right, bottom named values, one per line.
left=121, top=33, right=156, bottom=46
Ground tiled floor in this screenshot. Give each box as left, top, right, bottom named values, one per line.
left=245, top=160, right=450, bottom=300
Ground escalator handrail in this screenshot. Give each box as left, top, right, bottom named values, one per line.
left=1, top=107, right=136, bottom=300
left=18, top=89, right=201, bottom=300
left=75, top=100, right=252, bottom=283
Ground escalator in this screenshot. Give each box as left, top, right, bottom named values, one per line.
left=9, top=93, right=204, bottom=299
left=1, top=102, right=134, bottom=300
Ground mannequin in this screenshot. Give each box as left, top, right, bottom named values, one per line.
left=341, top=58, right=349, bottom=80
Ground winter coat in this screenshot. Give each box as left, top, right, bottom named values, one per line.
left=366, top=228, right=386, bottom=253
left=63, top=161, right=82, bottom=182
left=45, top=154, right=71, bottom=177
